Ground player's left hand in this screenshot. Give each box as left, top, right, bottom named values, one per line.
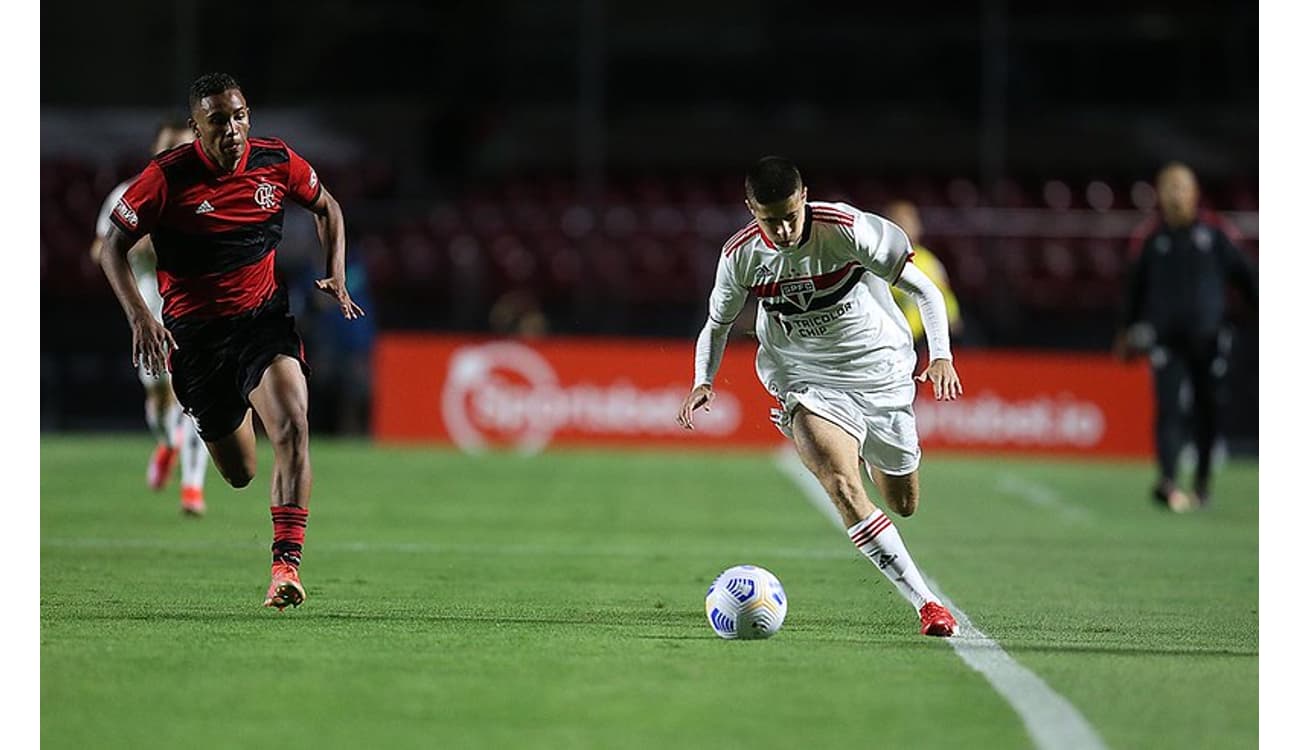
left=917, top=358, right=962, bottom=401
left=315, top=276, right=366, bottom=320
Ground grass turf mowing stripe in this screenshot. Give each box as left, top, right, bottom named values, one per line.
left=994, top=473, right=1093, bottom=524
left=773, top=447, right=1107, bottom=750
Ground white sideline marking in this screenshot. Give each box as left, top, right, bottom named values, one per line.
left=774, top=448, right=1107, bottom=750
left=995, top=473, right=1092, bottom=524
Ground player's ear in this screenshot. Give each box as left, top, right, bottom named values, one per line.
left=187, top=117, right=199, bottom=136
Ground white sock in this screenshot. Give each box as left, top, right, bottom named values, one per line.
left=847, top=509, right=938, bottom=611
left=145, top=399, right=174, bottom=447
left=163, top=401, right=184, bottom=447
left=179, top=416, right=208, bottom=491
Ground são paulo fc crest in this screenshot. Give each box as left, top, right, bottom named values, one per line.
left=254, top=182, right=280, bottom=210
left=779, top=278, right=816, bottom=310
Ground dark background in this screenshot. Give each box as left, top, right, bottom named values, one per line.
left=40, top=0, right=1258, bottom=446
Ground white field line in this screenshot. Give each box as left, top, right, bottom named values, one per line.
left=995, top=473, right=1092, bottom=524
left=773, top=447, right=1107, bottom=750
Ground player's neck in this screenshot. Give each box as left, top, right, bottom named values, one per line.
left=200, top=141, right=239, bottom=172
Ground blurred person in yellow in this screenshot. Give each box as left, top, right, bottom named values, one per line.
left=884, top=200, right=963, bottom=353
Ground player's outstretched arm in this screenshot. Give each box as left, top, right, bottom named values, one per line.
left=677, top=318, right=732, bottom=430
left=307, top=186, right=365, bottom=320
left=98, top=224, right=177, bottom=376
left=895, top=263, right=962, bottom=401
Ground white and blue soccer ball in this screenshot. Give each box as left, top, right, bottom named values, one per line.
left=705, top=564, right=787, bottom=640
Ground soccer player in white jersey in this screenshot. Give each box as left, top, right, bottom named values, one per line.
left=677, top=157, right=963, bottom=637
left=89, top=120, right=210, bottom=516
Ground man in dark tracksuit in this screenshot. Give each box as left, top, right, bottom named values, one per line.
left=1115, top=162, right=1256, bottom=511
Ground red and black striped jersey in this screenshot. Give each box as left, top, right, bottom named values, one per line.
left=109, top=137, right=322, bottom=322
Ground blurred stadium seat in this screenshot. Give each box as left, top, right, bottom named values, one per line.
left=41, top=161, right=1257, bottom=337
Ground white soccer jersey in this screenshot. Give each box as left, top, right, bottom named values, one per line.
left=708, top=201, right=918, bottom=404
left=96, top=179, right=156, bottom=279
left=97, top=179, right=163, bottom=325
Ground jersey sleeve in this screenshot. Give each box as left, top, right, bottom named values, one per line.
left=95, top=182, right=130, bottom=238
left=285, top=145, right=323, bottom=207
left=852, top=211, right=914, bottom=282
left=706, top=251, right=749, bottom=325
left=109, top=163, right=167, bottom=240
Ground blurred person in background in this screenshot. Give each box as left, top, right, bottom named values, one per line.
left=89, top=120, right=210, bottom=516
left=291, top=251, right=377, bottom=435
left=488, top=289, right=549, bottom=338
left=1115, top=161, right=1256, bottom=512
left=98, top=72, right=365, bottom=609
left=884, top=200, right=963, bottom=355
left=678, top=157, right=963, bottom=638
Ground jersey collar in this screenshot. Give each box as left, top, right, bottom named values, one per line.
left=193, top=138, right=250, bottom=177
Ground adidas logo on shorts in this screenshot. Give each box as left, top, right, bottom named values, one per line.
left=195, top=200, right=215, bottom=215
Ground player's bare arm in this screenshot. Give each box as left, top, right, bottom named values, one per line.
left=306, top=186, right=365, bottom=319
left=98, top=223, right=178, bottom=376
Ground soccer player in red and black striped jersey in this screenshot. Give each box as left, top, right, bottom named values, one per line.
left=98, top=73, right=365, bottom=610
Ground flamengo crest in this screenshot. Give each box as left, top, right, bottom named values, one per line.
left=254, top=182, right=279, bottom=210
left=779, top=278, right=816, bottom=310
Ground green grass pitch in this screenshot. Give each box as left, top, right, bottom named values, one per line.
left=41, top=436, right=1257, bottom=749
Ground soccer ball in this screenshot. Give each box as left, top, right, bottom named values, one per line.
left=705, top=565, right=787, bottom=640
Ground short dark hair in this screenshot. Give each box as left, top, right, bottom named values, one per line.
left=188, top=72, right=242, bottom=109
left=745, top=156, right=803, bottom=205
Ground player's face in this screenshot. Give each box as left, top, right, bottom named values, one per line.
left=1156, top=167, right=1198, bottom=227
left=748, top=187, right=808, bottom=248
left=190, top=89, right=251, bottom=168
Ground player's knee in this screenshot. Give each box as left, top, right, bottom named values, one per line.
left=221, top=463, right=255, bottom=489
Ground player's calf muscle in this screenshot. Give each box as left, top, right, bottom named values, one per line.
left=879, top=472, right=920, bottom=517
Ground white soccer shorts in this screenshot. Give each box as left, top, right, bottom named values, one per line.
left=771, top=384, right=921, bottom=475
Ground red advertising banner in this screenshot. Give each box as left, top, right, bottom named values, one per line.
left=373, top=335, right=1152, bottom=457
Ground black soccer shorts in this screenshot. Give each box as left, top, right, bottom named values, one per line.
left=168, top=289, right=311, bottom=442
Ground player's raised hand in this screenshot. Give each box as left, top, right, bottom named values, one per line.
left=677, top=384, right=716, bottom=430
left=315, top=276, right=366, bottom=320
left=131, top=315, right=177, bottom=377
left=917, top=358, right=963, bottom=401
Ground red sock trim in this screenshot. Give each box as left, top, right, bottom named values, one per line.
left=271, top=506, right=308, bottom=566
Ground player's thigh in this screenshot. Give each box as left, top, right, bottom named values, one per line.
left=204, top=411, right=257, bottom=484
left=247, top=355, right=310, bottom=446
left=169, top=335, right=249, bottom=449
left=789, top=404, right=865, bottom=482
left=858, top=402, right=921, bottom=476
